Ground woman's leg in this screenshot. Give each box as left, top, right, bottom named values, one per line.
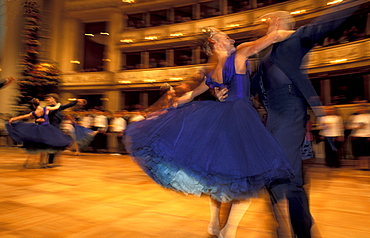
left=208, top=197, right=221, bottom=235
left=220, top=199, right=251, bottom=238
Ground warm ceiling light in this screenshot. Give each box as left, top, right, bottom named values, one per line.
left=120, top=39, right=133, bottom=43
left=84, top=33, right=94, bottom=37
left=144, top=79, right=156, bottom=82
left=169, top=77, right=183, bottom=81
left=170, top=33, right=183, bottom=37
left=122, top=0, right=134, bottom=3
left=329, top=58, right=347, bottom=64
left=227, top=24, right=240, bottom=28
left=145, top=36, right=158, bottom=40
left=327, top=0, right=343, bottom=5
left=118, top=80, right=132, bottom=84
left=70, top=60, right=80, bottom=64
left=100, top=32, right=109, bottom=35
left=290, top=10, right=306, bottom=15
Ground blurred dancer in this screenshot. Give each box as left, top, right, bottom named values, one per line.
left=44, top=94, right=85, bottom=165
left=6, top=98, right=72, bottom=166
left=215, top=3, right=364, bottom=237
left=61, top=114, right=97, bottom=155
left=125, top=27, right=293, bottom=238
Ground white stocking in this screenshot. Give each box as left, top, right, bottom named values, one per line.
left=208, top=197, right=221, bottom=235
left=220, top=199, right=251, bottom=238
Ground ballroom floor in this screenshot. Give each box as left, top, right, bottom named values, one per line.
left=0, top=147, right=369, bottom=238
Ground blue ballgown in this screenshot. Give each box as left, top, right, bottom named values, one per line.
left=6, top=107, right=73, bottom=153
left=125, top=53, right=293, bottom=202
left=73, top=124, right=96, bottom=151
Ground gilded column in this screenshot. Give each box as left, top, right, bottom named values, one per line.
left=106, top=9, right=123, bottom=72
left=59, top=17, right=83, bottom=73
left=320, top=79, right=331, bottom=106
left=104, top=90, right=122, bottom=152
left=140, top=92, right=148, bottom=109
left=142, top=51, right=149, bottom=69
left=220, top=0, right=228, bottom=15
left=48, top=0, right=65, bottom=64
left=193, top=4, right=200, bottom=20
left=167, top=49, right=174, bottom=67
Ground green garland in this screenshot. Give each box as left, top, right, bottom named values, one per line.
left=16, top=1, right=61, bottom=114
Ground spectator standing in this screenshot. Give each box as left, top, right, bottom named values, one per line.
left=348, top=103, right=370, bottom=170
left=318, top=106, right=344, bottom=167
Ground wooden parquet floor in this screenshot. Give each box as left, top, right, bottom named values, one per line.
left=0, top=147, right=369, bottom=238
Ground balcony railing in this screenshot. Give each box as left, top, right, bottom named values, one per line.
left=61, top=38, right=370, bottom=88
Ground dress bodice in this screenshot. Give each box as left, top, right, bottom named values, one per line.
left=205, top=53, right=250, bottom=101
left=32, top=107, right=49, bottom=125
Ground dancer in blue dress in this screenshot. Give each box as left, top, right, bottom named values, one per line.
left=6, top=98, right=73, bottom=165
left=61, top=114, right=98, bottom=155
left=125, top=28, right=293, bottom=238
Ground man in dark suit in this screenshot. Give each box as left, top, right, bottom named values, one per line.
left=44, top=93, right=85, bottom=166
left=216, top=1, right=363, bottom=237
left=250, top=3, right=362, bottom=238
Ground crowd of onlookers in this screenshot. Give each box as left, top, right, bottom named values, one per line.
left=0, top=109, right=145, bottom=155
left=307, top=102, right=370, bottom=170
left=318, top=12, right=368, bottom=47
left=1, top=101, right=370, bottom=170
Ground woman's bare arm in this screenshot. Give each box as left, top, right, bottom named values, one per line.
left=175, top=80, right=209, bottom=105
left=9, top=112, right=33, bottom=123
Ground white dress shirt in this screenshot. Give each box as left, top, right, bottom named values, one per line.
left=110, top=117, right=127, bottom=132
left=350, top=113, right=370, bottom=137
left=319, top=115, right=344, bottom=137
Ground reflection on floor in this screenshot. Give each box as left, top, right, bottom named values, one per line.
left=0, top=147, right=369, bottom=238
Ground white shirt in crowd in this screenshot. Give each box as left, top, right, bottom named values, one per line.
left=319, top=115, right=344, bottom=137
left=94, top=114, right=108, bottom=132
left=350, top=113, right=370, bottom=137
left=60, top=119, right=75, bottom=134
left=110, top=117, right=127, bottom=132
left=81, top=115, right=93, bottom=128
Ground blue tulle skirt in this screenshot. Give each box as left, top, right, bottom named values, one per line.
left=125, top=99, right=293, bottom=202
left=6, top=121, right=73, bottom=154
left=73, top=125, right=95, bottom=151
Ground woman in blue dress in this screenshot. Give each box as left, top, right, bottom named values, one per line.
left=125, top=28, right=293, bottom=238
left=61, top=114, right=98, bottom=155
left=6, top=98, right=73, bottom=166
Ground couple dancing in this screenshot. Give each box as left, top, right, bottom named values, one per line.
left=125, top=3, right=360, bottom=237
left=6, top=94, right=86, bottom=167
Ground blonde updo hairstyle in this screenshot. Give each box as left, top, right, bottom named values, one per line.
left=201, top=27, right=222, bottom=56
